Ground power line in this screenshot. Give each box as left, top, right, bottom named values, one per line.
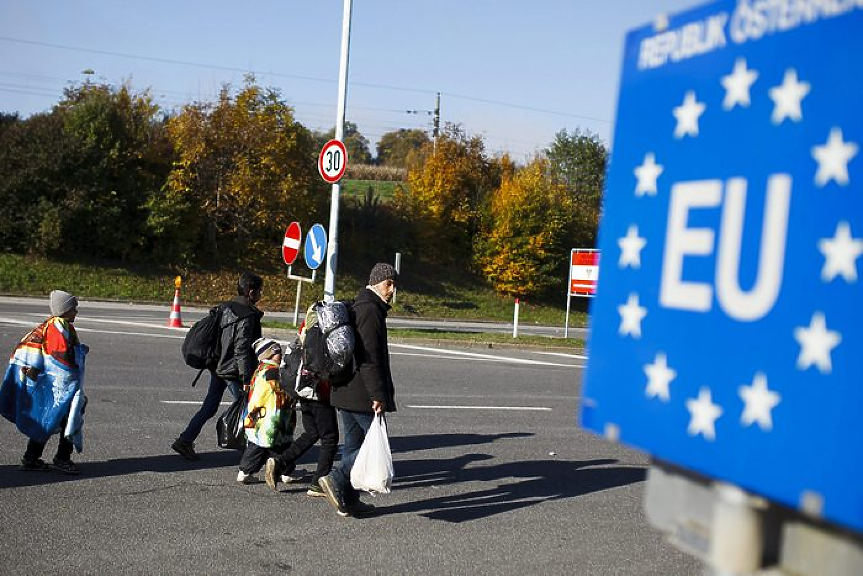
left=0, top=35, right=612, bottom=124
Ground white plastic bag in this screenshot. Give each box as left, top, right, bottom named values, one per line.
left=350, top=414, right=394, bottom=494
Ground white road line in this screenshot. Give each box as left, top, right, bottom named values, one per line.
left=391, top=343, right=578, bottom=367
left=534, top=351, right=588, bottom=360
left=161, top=400, right=233, bottom=405
left=406, top=405, right=552, bottom=411
left=0, top=316, right=185, bottom=338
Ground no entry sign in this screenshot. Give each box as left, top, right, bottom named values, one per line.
left=318, top=139, right=348, bottom=183
left=282, top=221, right=301, bottom=265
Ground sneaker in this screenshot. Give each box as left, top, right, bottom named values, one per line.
left=171, top=438, right=199, bottom=461
left=318, top=474, right=349, bottom=517
left=236, top=470, right=258, bottom=484
left=281, top=471, right=302, bottom=484
left=51, top=458, right=80, bottom=475
left=306, top=483, right=325, bottom=497
left=345, top=501, right=376, bottom=517
left=20, top=458, right=50, bottom=472
left=264, top=458, right=280, bottom=491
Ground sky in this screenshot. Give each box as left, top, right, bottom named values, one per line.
left=1, top=0, right=699, bottom=161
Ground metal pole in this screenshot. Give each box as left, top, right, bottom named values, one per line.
left=323, top=0, right=353, bottom=303
left=293, top=279, right=303, bottom=327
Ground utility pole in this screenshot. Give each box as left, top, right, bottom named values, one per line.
left=323, top=0, right=353, bottom=303
left=433, top=91, right=440, bottom=154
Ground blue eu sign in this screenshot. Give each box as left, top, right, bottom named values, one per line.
left=304, top=223, right=327, bottom=270
left=581, top=1, right=862, bottom=533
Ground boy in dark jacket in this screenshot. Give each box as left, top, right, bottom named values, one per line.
left=319, top=263, right=398, bottom=517
left=172, top=272, right=264, bottom=461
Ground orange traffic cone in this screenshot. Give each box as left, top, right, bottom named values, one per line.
left=168, top=276, right=184, bottom=328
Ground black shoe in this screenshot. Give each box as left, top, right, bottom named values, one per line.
left=51, top=458, right=80, bottom=475
left=171, top=438, right=199, bottom=461
left=20, top=458, right=50, bottom=472
left=264, top=458, right=280, bottom=491
left=318, top=474, right=348, bottom=517
left=345, top=501, right=376, bottom=517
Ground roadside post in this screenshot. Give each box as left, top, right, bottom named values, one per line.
left=392, top=252, right=401, bottom=304
left=512, top=298, right=520, bottom=338
left=563, top=248, right=599, bottom=338
left=579, top=2, right=863, bottom=574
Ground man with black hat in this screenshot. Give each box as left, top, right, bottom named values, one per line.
left=318, top=262, right=398, bottom=517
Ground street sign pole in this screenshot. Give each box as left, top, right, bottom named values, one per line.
left=323, top=0, right=353, bottom=303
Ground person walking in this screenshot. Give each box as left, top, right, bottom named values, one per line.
left=171, top=272, right=264, bottom=461
left=263, top=343, right=339, bottom=496
left=237, top=338, right=297, bottom=484
left=0, top=290, right=88, bottom=474
left=318, top=262, right=398, bottom=517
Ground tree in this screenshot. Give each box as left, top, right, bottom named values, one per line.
left=0, top=82, right=172, bottom=260
left=376, top=128, right=430, bottom=167
left=58, top=81, right=173, bottom=261
left=156, top=78, right=323, bottom=265
left=545, top=128, right=608, bottom=249
left=475, top=159, right=570, bottom=297
left=395, top=125, right=500, bottom=262
left=318, top=121, right=372, bottom=166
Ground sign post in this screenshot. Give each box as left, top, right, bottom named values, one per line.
left=564, top=249, right=600, bottom=338
left=322, top=0, right=353, bottom=303
left=282, top=221, right=320, bottom=327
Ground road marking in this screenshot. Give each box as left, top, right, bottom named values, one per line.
left=391, top=343, right=579, bottom=367
left=406, top=404, right=552, bottom=411
left=161, top=400, right=233, bottom=405
left=534, top=351, right=588, bottom=360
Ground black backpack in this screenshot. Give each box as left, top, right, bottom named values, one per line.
left=303, top=300, right=357, bottom=385
left=182, top=306, right=222, bottom=369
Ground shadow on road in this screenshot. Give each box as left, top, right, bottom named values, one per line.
left=387, top=455, right=645, bottom=523
left=0, top=449, right=242, bottom=489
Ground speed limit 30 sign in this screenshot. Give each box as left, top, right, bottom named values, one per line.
left=318, top=139, right=348, bottom=183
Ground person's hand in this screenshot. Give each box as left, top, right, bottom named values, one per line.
left=372, top=400, right=384, bottom=414
left=80, top=344, right=90, bottom=354
left=21, top=366, right=40, bottom=380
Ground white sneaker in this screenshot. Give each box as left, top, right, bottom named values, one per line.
left=237, top=470, right=259, bottom=484
left=280, top=472, right=303, bottom=484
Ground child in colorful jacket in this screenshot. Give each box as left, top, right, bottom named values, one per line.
left=0, top=290, right=87, bottom=475
left=236, top=338, right=297, bottom=484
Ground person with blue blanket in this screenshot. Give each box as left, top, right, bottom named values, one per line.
left=0, top=290, right=88, bottom=475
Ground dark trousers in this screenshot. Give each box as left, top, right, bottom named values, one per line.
left=239, top=442, right=281, bottom=475
left=24, top=418, right=73, bottom=462
left=180, top=372, right=240, bottom=443
left=274, top=400, right=339, bottom=484
left=330, top=410, right=374, bottom=505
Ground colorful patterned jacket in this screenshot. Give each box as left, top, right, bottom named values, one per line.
left=244, top=358, right=295, bottom=448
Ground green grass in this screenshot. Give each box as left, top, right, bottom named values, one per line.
left=0, top=253, right=589, bottom=330
left=341, top=179, right=400, bottom=201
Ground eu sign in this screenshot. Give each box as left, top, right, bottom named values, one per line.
left=580, top=2, right=862, bottom=533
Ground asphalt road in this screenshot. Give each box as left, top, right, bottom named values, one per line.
left=0, top=298, right=698, bottom=575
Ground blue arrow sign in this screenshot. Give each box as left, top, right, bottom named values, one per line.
left=304, top=223, right=327, bottom=270
left=580, top=2, right=863, bottom=533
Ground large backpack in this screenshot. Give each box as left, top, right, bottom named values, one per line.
left=182, top=305, right=222, bottom=372
left=279, top=300, right=356, bottom=400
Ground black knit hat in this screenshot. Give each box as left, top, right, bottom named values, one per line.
left=253, top=337, right=282, bottom=360
left=368, top=262, right=398, bottom=286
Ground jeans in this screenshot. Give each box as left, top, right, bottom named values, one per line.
left=180, top=372, right=240, bottom=443
left=275, top=400, right=339, bottom=484
left=330, top=409, right=374, bottom=505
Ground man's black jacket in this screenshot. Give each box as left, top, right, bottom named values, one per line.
left=330, top=287, right=396, bottom=413
left=215, top=296, right=263, bottom=385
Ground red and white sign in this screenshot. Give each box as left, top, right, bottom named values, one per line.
left=283, top=221, right=302, bottom=265
left=569, top=249, right=600, bottom=297
left=318, top=139, right=348, bottom=183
